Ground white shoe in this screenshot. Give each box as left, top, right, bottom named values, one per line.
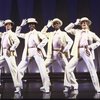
left=97, top=89, right=100, bottom=93
left=63, top=86, right=72, bottom=93
left=40, top=86, right=45, bottom=90
left=15, top=87, right=21, bottom=93
left=63, top=87, right=69, bottom=93
left=42, top=89, right=50, bottom=93
left=40, top=87, right=50, bottom=93
left=40, top=83, right=51, bottom=90
left=73, top=87, right=78, bottom=90
left=44, top=89, right=50, bottom=93
left=72, top=85, right=78, bottom=90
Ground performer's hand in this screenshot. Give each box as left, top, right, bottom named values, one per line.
left=0, top=20, right=4, bottom=27
left=6, top=50, right=11, bottom=57
left=62, top=46, right=68, bottom=53
left=74, top=19, right=80, bottom=25
left=10, top=51, right=14, bottom=56
left=47, top=20, right=52, bottom=28
left=85, top=46, right=90, bottom=56
left=15, top=26, right=21, bottom=33
left=20, top=19, right=27, bottom=27
left=37, top=48, right=42, bottom=54
left=86, top=49, right=90, bottom=56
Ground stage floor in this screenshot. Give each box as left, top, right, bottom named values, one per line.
left=0, top=78, right=100, bottom=99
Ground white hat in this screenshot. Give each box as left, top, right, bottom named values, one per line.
left=4, top=19, right=14, bottom=25
left=52, top=18, right=63, bottom=27
left=80, top=17, right=92, bottom=25
left=27, top=18, right=38, bottom=24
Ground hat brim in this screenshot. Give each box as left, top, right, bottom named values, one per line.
left=80, top=20, right=92, bottom=25
left=52, top=20, right=63, bottom=27
left=4, top=22, right=14, bottom=26
left=27, top=21, right=38, bottom=24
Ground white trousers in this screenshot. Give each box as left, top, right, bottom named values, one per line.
left=17, top=48, right=50, bottom=90
left=65, top=48, right=100, bottom=91
left=0, top=55, right=18, bottom=88
left=45, top=52, right=78, bottom=88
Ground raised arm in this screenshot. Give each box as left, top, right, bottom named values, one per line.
left=15, top=19, right=27, bottom=39
left=0, top=20, right=4, bottom=38
left=41, top=20, right=53, bottom=38
left=64, top=19, right=80, bottom=35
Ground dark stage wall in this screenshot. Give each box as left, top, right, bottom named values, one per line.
left=0, top=0, right=100, bottom=73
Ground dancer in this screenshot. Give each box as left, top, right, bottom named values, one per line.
left=15, top=18, right=51, bottom=93
left=64, top=17, right=100, bottom=92
left=0, top=19, right=20, bottom=91
left=41, top=18, right=78, bottom=91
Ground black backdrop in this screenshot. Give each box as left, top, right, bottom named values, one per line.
left=0, top=0, right=100, bottom=73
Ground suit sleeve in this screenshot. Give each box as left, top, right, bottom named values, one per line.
left=15, top=26, right=25, bottom=39
left=10, top=33, right=20, bottom=51
left=41, top=26, right=50, bottom=38
left=63, top=32, right=73, bottom=52
left=88, top=33, right=100, bottom=50
left=0, top=32, right=2, bottom=38
left=37, top=32, right=48, bottom=49
left=64, top=23, right=76, bottom=35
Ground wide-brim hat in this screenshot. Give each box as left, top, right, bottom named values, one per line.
left=4, top=19, right=14, bottom=26
left=80, top=17, right=92, bottom=25
left=52, top=18, right=63, bottom=27
left=27, top=18, right=38, bottom=24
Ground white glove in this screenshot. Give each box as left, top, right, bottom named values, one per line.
left=10, top=46, right=16, bottom=51
left=46, top=20, right=52, bottom=28
left=63, top=47, right=68, bottom=53
left=74, top=19, right=80, bottom=25
left=15, top=26, right=21, bottom=33
left=20, top=19, right=27, bottom=27
left=0, top=20, right=4, bottom=27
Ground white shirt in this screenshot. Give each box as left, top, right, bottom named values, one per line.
left=79, top=30, right=89, bottom=46
left=27, top=32, right=37, bottom=48
left=1, top=32, right=10, bottom=49
left=53, top=30, right=62, bottom=49
left=52, top=29, right=63, bottom=59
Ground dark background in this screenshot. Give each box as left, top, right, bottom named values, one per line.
left=0, top=0, right=100, bottom=73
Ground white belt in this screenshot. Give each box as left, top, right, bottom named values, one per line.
left=3, top=47, right=8, bottom=49
left=28, top=46, right=36, bottom=48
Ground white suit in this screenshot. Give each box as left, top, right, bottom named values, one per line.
left=0, top=30, right=20, bottom=88
left=41, top=26, right=77, bottom=88
left=64, top=23, right=100, bottom=92
left=16, top=28, right=50, bottom=91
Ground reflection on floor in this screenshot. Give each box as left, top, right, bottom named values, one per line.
left=0, top=78, right=100, bottom=99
